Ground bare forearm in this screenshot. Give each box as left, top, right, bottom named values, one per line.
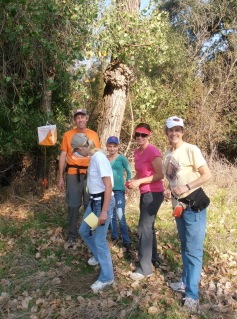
left=58, top=152, right=66, bottom=178
left=187, top=171, right=212, bottom=190
left=137, top=172, right=164, bottom=185
left=101, top=185, right=112, bottom=214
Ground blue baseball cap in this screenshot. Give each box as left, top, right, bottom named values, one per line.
left=106, top=136, right=119, bottom=144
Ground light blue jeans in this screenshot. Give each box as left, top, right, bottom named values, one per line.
left=79, top=196, right=115, bottom=283
left=110, top=190, right=131, bottom=244
left=175, top=207, right=207, bottom=300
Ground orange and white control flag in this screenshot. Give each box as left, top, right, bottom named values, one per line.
left=37, top=125, right=57, bottom=146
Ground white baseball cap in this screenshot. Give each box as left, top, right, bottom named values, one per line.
left=166, top=116, right=184, bottom=128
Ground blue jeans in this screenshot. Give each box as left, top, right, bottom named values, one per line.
left=79, top=196, right=115, bottom=282
left=110, top=190, right=131, bottom=244
left=175, top=207, right=207, bottom=300
left=138, top=192, right=164, bottom=276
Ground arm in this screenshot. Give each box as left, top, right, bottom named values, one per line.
left=129, top=156, right=164, bottom=189
left=98, top=176, right=113, bottom=225
left=57, top=150, right=67, bottom=191
left=123, top=156, right=132, bottom=181
left=173, top=164, right=212, bottom=197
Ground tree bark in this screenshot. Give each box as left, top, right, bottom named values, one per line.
left=41, top=67, right=55, bottom=114
left=97, top=0, right=140, bottom=149
left=97, top=60, right=134, bottom=149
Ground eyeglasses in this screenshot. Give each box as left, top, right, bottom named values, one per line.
left=135, top=132, right=149, bottom=138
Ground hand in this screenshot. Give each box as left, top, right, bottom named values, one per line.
left=57, top=177, right=64, bottom=191
left=163, top=189, right=171, bottom=200
left=125, top=181, right=131, bottom=189
left=173, top=185, right=189, bottom=197
left=99, top=211, right=107, bottom=225
left=127, top=179, right=140, bottom=189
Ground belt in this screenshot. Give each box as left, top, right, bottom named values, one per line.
left=172, top=193, right=193, bottom=208
left=90, top=192, right=104, bottom=201
left=65, top=164, right=88, bottom=181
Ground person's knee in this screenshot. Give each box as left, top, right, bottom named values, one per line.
left=116, top=207, right=124, bottom=221
left=79, top=224, right=88, bottom=239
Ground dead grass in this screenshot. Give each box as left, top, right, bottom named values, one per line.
left=208, top=157, right=237, bottom=203
left=0, top=159, right=237, bottom=319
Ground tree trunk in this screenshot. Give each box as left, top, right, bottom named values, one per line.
left=97, top=0, right=140, bottom=149
left=97, top=61, right=134, bottom=149
left=41, top=67, right=55, bottom=113
left=116, top=0, right=140, bottom=13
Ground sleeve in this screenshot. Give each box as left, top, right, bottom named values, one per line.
left=93, top=133, right=101, bottom=148
left=89, top=130, right=101, bottom=148
left=122, top=156, right=132, bottom=181
left=190, top=145, right=206, bottom=170
left=97, top=153, right=112, bottom=177
left=149, top=145, right=162, bottom=162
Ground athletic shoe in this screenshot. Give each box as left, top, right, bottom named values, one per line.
left=67, top=238, right=76, bottom=248
left=183, top=297, right=199, bottom=313
left=129, top=272, right=152, bottom=281
left=87, top=256, right=99, bottom=266
left=123, top=243, right=131, bottom=253
left=170, top=281, right=186, bottom=293
left=90, top=280, right=114, bottom=292
left=111, top=238, right=119, bottom=245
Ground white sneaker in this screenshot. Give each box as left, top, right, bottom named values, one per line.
left=130, top=272, right=152, bottom=281
left=87, top=256, right=99, bottom=266
left=90, top=280, right=114, bottom=292
left=183, top=297, right=199, bottom=313
left=170, top=281, right=186, bottom=293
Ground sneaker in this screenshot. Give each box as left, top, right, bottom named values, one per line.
left=183, top=297, right=199, bottom=313
left=111, top=238, right=119, bottom=245
left=90, top=280, right=114, bottom=292
left=170, top=281, right=186, bottom=293
left=67, top=238, right=76, bottom=248
left=129, top=272, right=152, bottom=281
left=152, top=259, right=162, bottom=268
left=87, top=256, right=99, bottom=266
left=123, top=243, right=131, bottom=253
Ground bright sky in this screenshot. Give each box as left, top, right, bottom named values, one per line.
left=141, top=0, right=150, bottom=10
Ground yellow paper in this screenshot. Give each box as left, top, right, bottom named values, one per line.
left=84, top=212, right=98, bottom=229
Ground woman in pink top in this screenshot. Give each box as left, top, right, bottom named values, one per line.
left=127, top=123, right=164, bottom=280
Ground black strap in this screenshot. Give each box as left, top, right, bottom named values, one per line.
left=90, top=192, right=104, bottom=199
left=65, top=164, right=88, bottom=181
left=90, top=192, right=105, bottom=212
left=171, top=192, right=193, bottom=207
left=89, top=192, right=105, bottom=235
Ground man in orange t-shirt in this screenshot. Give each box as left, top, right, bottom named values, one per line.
left=58, top=109, right=101, bottom=247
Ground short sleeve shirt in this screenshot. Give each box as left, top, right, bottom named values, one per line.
left=134, top=144, right=164, bottom=194
left=163, top=142, right=206, bottom=198
left=87, top=151, right=114, bottom=194
left=60, top=128, right=101, bottom=174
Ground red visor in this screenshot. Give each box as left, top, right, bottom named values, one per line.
left=135, top=127, right=151, bottom=135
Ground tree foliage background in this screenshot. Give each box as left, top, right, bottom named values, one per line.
left=0, top=0, right=236, bottom=186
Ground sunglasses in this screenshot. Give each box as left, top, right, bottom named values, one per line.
left=135, top=132, right=149, bottom=138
